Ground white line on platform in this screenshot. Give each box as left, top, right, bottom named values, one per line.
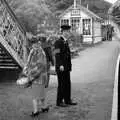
left=111, top=54, right=119, bottom=120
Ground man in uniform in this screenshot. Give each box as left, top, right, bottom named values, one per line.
left=54, top=25, right=77, bottom=107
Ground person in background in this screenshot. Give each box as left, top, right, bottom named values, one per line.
left=38, top=34, right=54, bottom=87
left=54, top=26, right=77, bottom=107
left=24, top=35, right=49, bottom=117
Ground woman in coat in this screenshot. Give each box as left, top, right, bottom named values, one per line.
left=24, top=36, right=49, bottom=117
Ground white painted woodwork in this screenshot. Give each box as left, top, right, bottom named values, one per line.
left=60, top=4, right=103, bottom=44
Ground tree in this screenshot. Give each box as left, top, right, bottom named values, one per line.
left=6, top=0, right=57, bottom=34
left=108, top=0, right=120, bottom=25
left=6, top=0, right=111, bottom=34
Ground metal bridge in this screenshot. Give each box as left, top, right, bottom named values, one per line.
left=0, top=0, right=28, bottom=69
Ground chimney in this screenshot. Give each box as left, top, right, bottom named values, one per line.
left=74, top=0, right=77, bottom=8
left=87, top=4, right=89, bottom=9
left=80, top=0, right=81, bottom=5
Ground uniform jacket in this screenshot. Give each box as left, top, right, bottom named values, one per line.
left=54, top=37, right=72, bottom=72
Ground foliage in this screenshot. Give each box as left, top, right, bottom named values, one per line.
left=108, top=0, right=120, bottom=25
left=6, top=0, right=111, bottom=35
left=62, top=31, right=83, bottom=48
left=7, top=0, right=58, bottom=34
left=45, top=0, right=111, bottom=18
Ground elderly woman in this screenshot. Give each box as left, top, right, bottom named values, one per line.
left=24, top=35, right=49, bottom=117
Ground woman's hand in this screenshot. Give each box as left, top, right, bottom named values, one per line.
left=23, top=66, right=27, bottom=74
left=24, top=80, right=33, bottom=88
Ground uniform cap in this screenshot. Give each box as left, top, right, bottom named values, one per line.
left=61, top=25, right=71, bottom=31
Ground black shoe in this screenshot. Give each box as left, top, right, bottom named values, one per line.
left=56, top=103, right=68, bottom=107
left=41, top=107, right=49, bottom=113
left=66, top=102, right=77, bottom=105
left=30, top=111, right=39, bottom=117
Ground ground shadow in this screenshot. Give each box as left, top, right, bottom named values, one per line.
left=0, top=68, right=22, bottom=83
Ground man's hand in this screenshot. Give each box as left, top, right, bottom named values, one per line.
left=60, top=65, right=64, bottom=71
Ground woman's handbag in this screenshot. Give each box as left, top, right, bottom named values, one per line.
left=16, top=73, right=33, bottom=88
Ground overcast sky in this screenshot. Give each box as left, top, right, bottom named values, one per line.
left=105, top=0, right=117, bottom=4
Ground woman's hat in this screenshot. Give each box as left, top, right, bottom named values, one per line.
left=29, top=35, right=38, bottom=43
left=37, top=33, right=46, bottom=42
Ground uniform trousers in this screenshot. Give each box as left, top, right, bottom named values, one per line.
left=56, top=71, right=71, bottom=105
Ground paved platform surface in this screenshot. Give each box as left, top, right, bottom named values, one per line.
left=0, top=39, right=120, bottom=120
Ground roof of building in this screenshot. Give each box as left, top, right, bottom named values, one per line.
left=59, top=4, right=103, bottom=21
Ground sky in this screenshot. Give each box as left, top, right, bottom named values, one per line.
left=105, top=0, right=118, bottom=4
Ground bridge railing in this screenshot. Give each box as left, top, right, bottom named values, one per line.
left=0, top=0, right=28, bottom=68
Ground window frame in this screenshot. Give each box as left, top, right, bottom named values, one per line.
left=61, top=19, right=69, bottom=26
left=70, top=17, right=80, bottom=31
left=82, top=18, right=91, bottom=35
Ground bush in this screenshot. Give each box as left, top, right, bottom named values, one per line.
left=63, top=31, right=83, bottom=48
left=7, top=0, right=58, bottom=34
